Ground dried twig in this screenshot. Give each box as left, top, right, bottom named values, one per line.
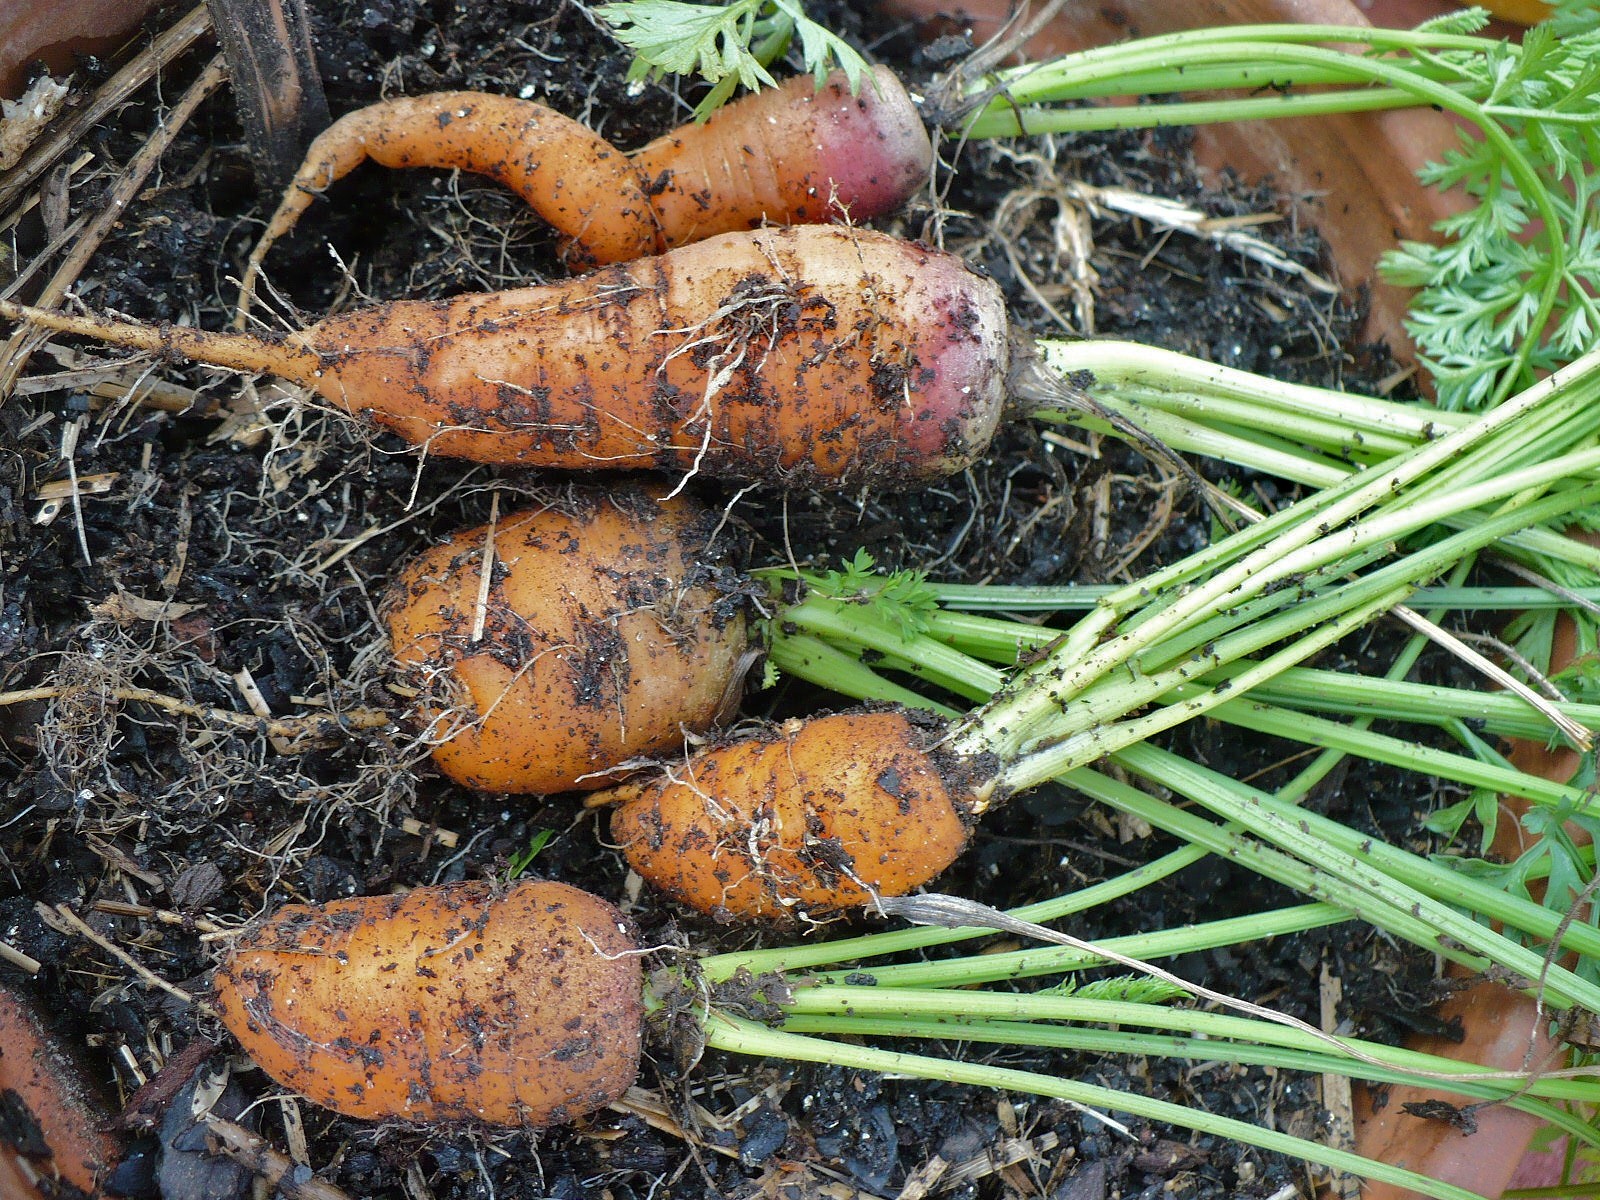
left=471, top=489, right=500, bottom=644
left=0, top=939, right=41, bottom=974
left=203, top=1117, right=353, bottom=1200
left=36, top=903, right=198, bottom=1007
left=0, top=683, right=390, bottom=743
left=89, top=899, right=227, bottom=935
left=1, top=52, right=228, bottom=401
left=1392, top=605, right=1593, bottom=751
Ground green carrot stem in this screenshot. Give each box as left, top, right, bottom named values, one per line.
left=923, top=582, right=1600, bottom=615
left=1172, top=689, right=1584, bottom=807
left=773, top=1016, right=1600, bottom=1137
left=698, top=842, right=1216, bottom=979
left=968, top=32, right=1565, bottom=403
left=1222, top=664, right=1600, bottom=738
left=703, top=1013, right=1489, bottom=1200
left=995, top=477, right=1600, bottom=788
left=1034, top=338, right=1454, bottom=447
left=778, top=987, right=1579, bottom=1091
left=1120, top=745, right=1600, bottom=967
left=956, top=347, right=1600, bottom=759
left=1110, top=741, right=1600, bottom=1012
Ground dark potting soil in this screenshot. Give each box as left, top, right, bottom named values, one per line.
left=0, top=3, right=1475, bottom=1198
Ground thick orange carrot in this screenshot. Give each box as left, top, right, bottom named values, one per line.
left=383, top=486, right=748, bottom=793
left=0, top=981, right=124, bottom=1198
left=606, top=709, right=978, bottom=920
left=0, top=226, right=1010, bottom=488
left=235, top=69, right=931, bottom=318
left=212, top=879, right=642, bottom=1126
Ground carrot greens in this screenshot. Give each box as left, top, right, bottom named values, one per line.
left=954, top=13, right=1600, bottom=412
left=598, top=0, right=870, bottom=118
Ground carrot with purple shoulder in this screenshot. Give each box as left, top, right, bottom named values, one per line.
left=0, top=225, right=1012, bottom=488
left=234, top=67, right=932, bottom=318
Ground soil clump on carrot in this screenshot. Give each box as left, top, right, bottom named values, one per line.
left=0, top=3, right=1468, bottom=1198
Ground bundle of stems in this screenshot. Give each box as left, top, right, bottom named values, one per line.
left=1023, top=336, right=1600, bottom=673
left=681, top=888, right=1600, bottom=1200
left=670, top=342, right=1600, bottom=1197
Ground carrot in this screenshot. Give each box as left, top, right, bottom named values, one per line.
left=596, top=337, right=1600, bottom=921
left=0, top=225, right=1009, bottom=488
left=384, top=485, right=748, bottom=793
left=212, top=879, right=642, bottom=1126
left=0, top=980, right=124, bottom=1199
left=235, top=67, right=931, bottom=316
left=607, top=708, right=979, bottom=919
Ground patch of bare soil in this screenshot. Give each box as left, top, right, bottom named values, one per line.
left=1, top=3, right=1462, bottom=1198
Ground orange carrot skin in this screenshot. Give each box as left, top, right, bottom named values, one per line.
left=632, top=66, right=932, bottom=249
left=213, top=880, right=642, bottom=1127
left=297, top=225, right=1009, bottom=486
left=242, top=69, right=929, bottom=294
left=383, top=487, right=747, bottom=793
left=261, top=92, right=660, bottom=271
left=607, top=709, right=977, bottom=920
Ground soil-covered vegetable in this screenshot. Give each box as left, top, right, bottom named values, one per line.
left=0, top=1, right=1438, bottom=1196
left=383, top=485, right=748, bottom=793
left=0, top=223, right=1008, bottom=487
left=609, top=707, right=978, bottom=918
left=237, top=65, right=931, bottom=303
left=212, top=879, right=642, bottom=1126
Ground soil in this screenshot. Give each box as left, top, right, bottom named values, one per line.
left=0, top=3, right=1472, bottom=1199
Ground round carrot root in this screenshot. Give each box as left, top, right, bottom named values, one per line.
left=632, top=66, right=933, bottom=249
left=382, top=486, right=748, bottom=793
left=605, top=708, right=979, bottom=921
left=0, top=225, right=1010, bottom=488
left=212, top=880, right=642, bottom=1127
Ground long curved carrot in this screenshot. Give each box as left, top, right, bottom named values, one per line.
left=235, top=68, right=932, bottom=322
left=236, top=91, right=661, bottom=310
left=0, top=225, right=1008, bottom=488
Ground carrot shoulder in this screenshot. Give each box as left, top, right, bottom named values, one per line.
left=632, top=66, right=933, bottom=248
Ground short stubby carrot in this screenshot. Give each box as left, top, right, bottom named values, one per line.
left=383, top=486, right=748, bottom=793
left=212, top=879, right=643, bottom=1127
left=605, top=708, right=982, bottom=921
